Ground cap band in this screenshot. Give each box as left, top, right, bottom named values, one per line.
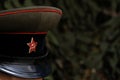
left=0, top=32, right=48, bottom=59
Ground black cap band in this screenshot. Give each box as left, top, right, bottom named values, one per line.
left=0, top=32, right=48, bottom=59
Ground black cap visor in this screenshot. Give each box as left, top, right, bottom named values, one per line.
left=0, top=58, right=51, bottom=78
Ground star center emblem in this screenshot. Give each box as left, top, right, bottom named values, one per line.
left=27, top=37, right=38, bottom=53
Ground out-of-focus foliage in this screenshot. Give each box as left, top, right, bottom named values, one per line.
left=0, top=0, right=120, bottom=80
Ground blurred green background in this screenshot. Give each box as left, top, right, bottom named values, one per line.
left=0, top=0, right=120, bottom=80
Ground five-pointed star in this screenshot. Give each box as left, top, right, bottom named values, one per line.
left=27, top=37, right=38, bottom=53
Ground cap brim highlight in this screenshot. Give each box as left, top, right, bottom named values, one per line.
left=0, top=60, right=51, bottom=78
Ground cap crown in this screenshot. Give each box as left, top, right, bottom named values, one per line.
left=0, top=6, right=62, bottom=32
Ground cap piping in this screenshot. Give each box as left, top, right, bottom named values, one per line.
left=0, top=32, right=47, bottom=34
left=0, top=8, right=62, bottom=16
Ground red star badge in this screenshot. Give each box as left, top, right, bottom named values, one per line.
left=27, top=37, right=38, bottom=53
